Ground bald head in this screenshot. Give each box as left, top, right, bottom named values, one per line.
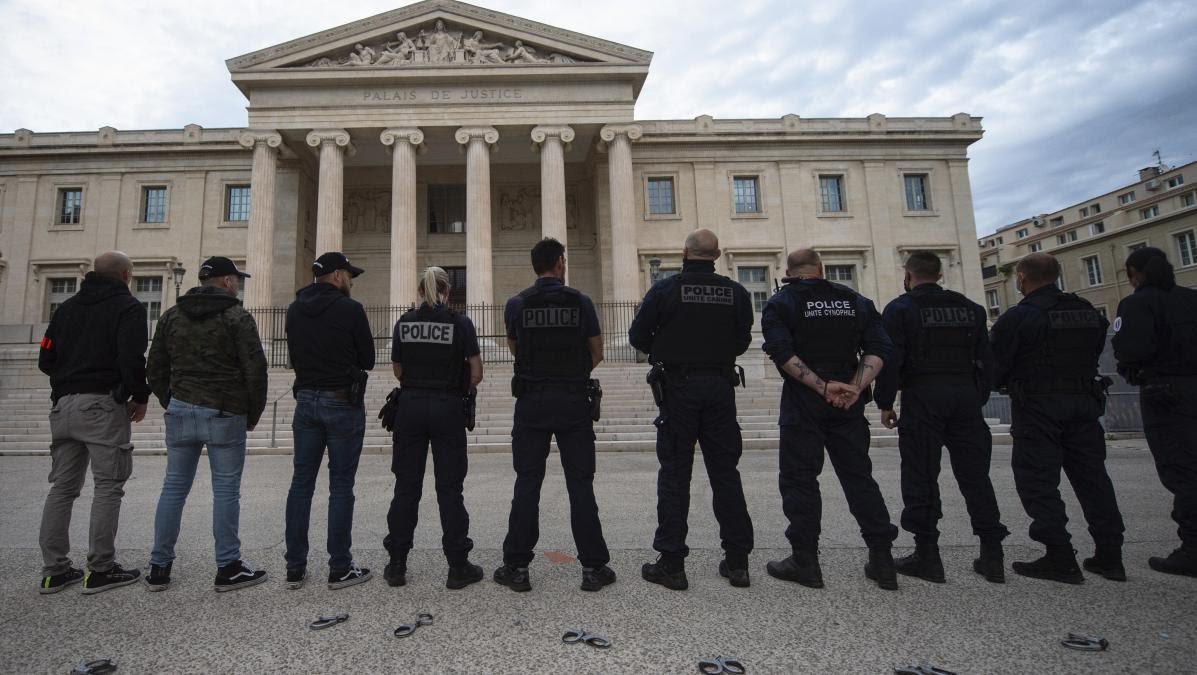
left=1016, top=252, right=1060, bottom=295
left=93, top=251, right=132, bottom=282
left=683, top=229, right=721, bottom=261
left=786, top=248, right=822, bottom=278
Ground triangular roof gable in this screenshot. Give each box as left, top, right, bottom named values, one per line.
left=226, top=0, right=652, bottom=71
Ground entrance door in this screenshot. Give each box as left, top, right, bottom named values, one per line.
left=443, top=266, right=466, bottom=306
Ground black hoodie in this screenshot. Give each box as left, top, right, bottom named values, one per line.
left=38, top=272, right=150, bottom=404
left=285, top=282, right=375, bottom=391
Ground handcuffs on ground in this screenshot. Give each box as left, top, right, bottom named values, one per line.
left=394, top=613, right=434, bottom=638
left=698, top=655, right=746, bottom=674
left=71, top=659, right=118, bottom=675
left=562, top=628, right=612, bottom=649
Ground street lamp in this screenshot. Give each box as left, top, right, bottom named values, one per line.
left=648, top=257, right=662, bottom=284
left=172, top=263, right=186, bottom=301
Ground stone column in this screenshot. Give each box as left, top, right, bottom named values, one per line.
left=600, top=124, right=643, bottom=302
left=305, top=129, right=355, bottom=254
left=238, top=131, right=282, bottom=310
left=380, top=127, right=424, bottom=313
left=531, top=125, right=574, bottom=243
left=455, top=127, right=499, bottom=307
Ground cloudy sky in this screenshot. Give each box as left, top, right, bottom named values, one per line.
left=2, top=0, right=1195, bottom=234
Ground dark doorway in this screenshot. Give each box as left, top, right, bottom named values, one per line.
left=443, top=266, right=467, bottom=305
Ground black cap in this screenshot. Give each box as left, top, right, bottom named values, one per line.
left=198, top=256, right=251, bottom=280
left=313, top=251, right=364, bottom=278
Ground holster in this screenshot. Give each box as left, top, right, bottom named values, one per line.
left=463, top=389, right=477, bottom=431
left=587, top=378, right=603, bottom=422
left=646, top=364, right=667, bottom=408
left=110, top=382, right=129, bottom=404
left=347, top=369, right=368, bottom=407
left=378, top=387, right=400, bottom=432
left=511, top=375, right=526, bottom=399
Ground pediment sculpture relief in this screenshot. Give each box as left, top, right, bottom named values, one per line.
left=304, top=20, right=583, bottom=68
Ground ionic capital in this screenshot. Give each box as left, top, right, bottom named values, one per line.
left=454, top=126, right=500, bottom=146
left=305, top=129, right=356, bottom=157
left=531, top=125, right=575, bottom=147
left=380, top=127, right=425, bottom=147
left=237, top=130, right=282, bottom=150
left=599, top=124, right=643, bottom=144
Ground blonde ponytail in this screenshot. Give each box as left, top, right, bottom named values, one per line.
left=418, top=266, right=450, bottom=306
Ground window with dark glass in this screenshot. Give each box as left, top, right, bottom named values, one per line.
left=1177, top=230, right=1196, bottom=267
left=142, top=186, right=168, bottom=223
left=58, top=188, right=82, bottom=224
left=48, top=277, right=77, bottom=318
left=226, top=185, right=251, bottom=221
left=732, top=176, right=760, bottom=213
left=737, top=266, right=770, bottom=312
left=982, top=265, right=997, bottom=279
left=819, top=175, right=844, bottom=212
left=646, top=177, right=675, bottom=215
left=428, top=184, right=466, bottom=233
left=134, top=276, right=164, bottom=320
left=903, top=174, right=930, bottom=211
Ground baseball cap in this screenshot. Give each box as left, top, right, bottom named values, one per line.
left=313, top=251, right=364, bottom=278
left=198, top=256, right=251, bottom=280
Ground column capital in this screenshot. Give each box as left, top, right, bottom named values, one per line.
left=531, top=125, right=575, bottom=146
left=380, top=127, right=425, bottom=147
left=238, top=130, right=282, bottom=149
left=454, top=126, right=499, bottom=146
left=305, top=128, right=356, bottom=156
left=599, top=124, right=643, bottom=144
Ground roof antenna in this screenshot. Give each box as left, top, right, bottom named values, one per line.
left=1153, top=149, right=1169, bottom=171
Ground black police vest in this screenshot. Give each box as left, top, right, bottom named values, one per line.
left=1019, top=291, right=1105, bottom=381
left=649, top=272, right=741, bottom=366
left=906, top=287, right=977, bottom=376
left=1162, top=285, right=1197, bottom=376
left=783, top=280, right=863, bottom=372
left=514, top=285, right=591, bottom=379
left=397, top=304, right=465, bottom=390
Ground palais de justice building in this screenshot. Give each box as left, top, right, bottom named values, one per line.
left=0, top=0, right=986, bottom=334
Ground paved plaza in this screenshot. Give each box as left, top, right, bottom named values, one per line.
left=1, top=440, right=1194, bottom=673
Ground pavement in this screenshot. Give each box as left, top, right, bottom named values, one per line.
left=1, top=439, right=1194, bottom=674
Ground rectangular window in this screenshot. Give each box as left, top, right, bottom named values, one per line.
left=732, top=176, right=761, bottom=214
left=1128, top=241, right=1148, bottom=253
left=1118, top=191, right=1136, bottom=205
left=826, top=264, right=856, bottom=290
left=1079, top=206, right=1089, bottom=218
left=134, top=276, right=164, bottom=320
left=1090, top=221, right=1105, bottom=235
left=47, top=277, right=77, bottom=319
left=996, top=236, right=1003, bottom=244
left=646, top=176, right=676, bottom=215
left=1180, top=192, right=1195, bottom=208
left=428, top=184, right=466, bottom=233
left=1140, top=205, right=1159, bottom=220
left=736, top=266, right=770, bottom=312
left=58, top=188, right=82, bottom=224
left=1057, top=234, right=1067, bottom=245
left=141, top=186, right=168, bottom=223
left=1057, top=263, right=1066, bottom=291
left=1177, top=230, right=1196, bottom=267
left=982, top=264, right=997, bottom=279
left=1092, top=203, right=1101, bottom=213
left=818, top=175, right=845, bottom=212
left=225, top=185, right=251, bottom=221
left=1083, top=255, right=1103, bottom=286
left=903, top=174, right=930, bottom=211
left=985, top=289, right=1000, bottom=318
left=442, top=267, right=467, bottom=305
left=1050, top=216, right=1064, bottom=228
left=1029, top=242, right=1042, bottom=252
left=1166, top=175, right=1184, bottom=189
left=1016, top=228, right=1028, bottom=239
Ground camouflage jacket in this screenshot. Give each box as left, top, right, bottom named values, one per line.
left=147, top=286, right=269, bottom=427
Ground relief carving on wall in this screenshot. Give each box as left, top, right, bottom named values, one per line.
left=304, top=20, right=584, bottom=67
left=499, top=186, right=538, bottom=231
left=344, top=189, right=391, bottom=234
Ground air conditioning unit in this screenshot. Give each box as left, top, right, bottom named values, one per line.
left=1146, top=179, right=1161, bottom=191
left=1031, top=216, right=1046, bottom=227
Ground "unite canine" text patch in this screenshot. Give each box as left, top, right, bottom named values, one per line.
left=681, top=284, right=734, bottom=305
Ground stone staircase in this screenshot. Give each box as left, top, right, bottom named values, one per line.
left=0, top=361, right=1010, bottom=455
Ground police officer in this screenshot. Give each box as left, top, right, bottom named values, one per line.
left=875, top=250, right=1009, bottom=584
left=494, top=238, right=615, bottom=593
left=383, top=266, right=484, bottom=590
left=761, top=248, right=899, bottom=590
left=628, top=229, right=755, bottom=590
left=990, top=252, right=1125, bottom=584
left=1111, top=246, right=1197, bottom=578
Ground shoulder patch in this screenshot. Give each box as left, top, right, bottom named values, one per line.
left=1112, top=316, right=1122, bottom=333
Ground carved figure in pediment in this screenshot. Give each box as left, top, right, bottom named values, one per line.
left=463, top=31, right=506, bottom=64
left=376, top=32, right=416, bottom=65
left=546, top=53, right=577, bottom=64
left=505, top=40, right=543, bottom=64
left=427, top=20, right=460, bottom=63
left=345, top=43, right=375, bottom=66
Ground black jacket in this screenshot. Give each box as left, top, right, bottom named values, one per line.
left=38, top=272, right=150, bottom=404
left=285, top=282, right=375, bottom=391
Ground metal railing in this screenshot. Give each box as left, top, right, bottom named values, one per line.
left=982, top=392, right=1143, bottom=432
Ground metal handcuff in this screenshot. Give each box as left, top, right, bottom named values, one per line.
left=309, top=612, right=350, bottom=630
left=1061, top=633, right=1109, bottom=651
left=71, top=659, right=118, bottom=675
left=894, top=665, right=956, bottom=675
left=394, top=613, right=434, bottom=638
left=562, top=628, right=612, bottom=649
left=698, top=656, right=746, bottom=674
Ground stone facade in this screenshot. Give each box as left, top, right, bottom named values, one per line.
left=0, top=0, right=986, bottom=333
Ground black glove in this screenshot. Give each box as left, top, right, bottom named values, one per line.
left=378, top=387, right=400, bottom=432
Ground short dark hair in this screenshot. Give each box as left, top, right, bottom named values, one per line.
left=531, top=238, right=565, bottom=274
left=1125, top=245, right=1176, bottom=290
left=1016, top=252, right=1060, bottom=284
left=904, top=250, right=942, bottom=278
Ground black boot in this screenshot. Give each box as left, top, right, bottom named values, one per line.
left=972, top=540, right=1005, bottom=584
left=894, top=543, right=945, bottom=583
left=1148, top=546, right=1197, bottom=578
left=1082, top=544, right=1126, bottom=582
left=384, top=559, right=407, bottom=587
left=641, top=555, right=688, bottom=591
left=446, top=561, right=484, bottom=589
left=864, top=547, right=898, bottom=591
left=1012, top=546, right=1084, bottom=584
left=765, top=551, right=824, bottom=589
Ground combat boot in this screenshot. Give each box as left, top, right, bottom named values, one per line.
left=864, top=546, right=899, bottom=591
left=1082, top=544, right=1126, bottom=582
left=765, top=551, right=824, bottom=589
left=641, top=554, right=688, bottom=591
left=1012, top=545, right=1084, bottom=584
left=972, top=540, right=1005, bottom=583
left=894, top=542, right=945, bottom=583
left=1148, top=546, right=1197, bottom=578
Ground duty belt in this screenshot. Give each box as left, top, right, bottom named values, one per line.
left=1013, top=378, right=1093, bottom=395
left=902, top=372, right=974, bottom=387
left=522, top=379, right=588, bottom=394
left=662, top=364, right=734, bottom=377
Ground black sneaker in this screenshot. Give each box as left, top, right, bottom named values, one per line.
left=1148, top=547, right=1197, bottom=578
left=1012, top=549, right=1084, bottom=585
left=384, top=560, right=407, bottom=587
left=766, top=553, right=824, bottom=589
left=215, top=560, right=268, bottom=592
left=894, top=546, right=945, bottom=584
left=1082, top=553, right=1127, bottom=582
left=81, top=564, right=141, bottom=595
left=328, top=563, right=372, bottom=590
left=144, top=563, right=173, bottom=592
left=718, top=560, right=750, bottom=588
left=864, top=548, right=899, bottom=591
left=972, top=556, right=1006, bottom=583
left=581, top=565, right=617, bottom=592
left=39, top=567, right=83, bottom=595
left=641, top=557, right=688, bottom=591
left=493, top=564, right=531, bottom=592
left=447, top=561, right=483, bottom=590
left=285, top=567, right=306, bottom=590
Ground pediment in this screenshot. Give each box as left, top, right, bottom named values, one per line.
left=227, top=0, right=652, bottom=72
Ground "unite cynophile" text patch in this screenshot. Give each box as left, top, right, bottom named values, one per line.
left=523, top=307, right=580, bottom=328
left=681, top=284, right=734, bottom=305
left=804, top=299, right=855, bottom=318
left=399, top=321, right=455, bottom=344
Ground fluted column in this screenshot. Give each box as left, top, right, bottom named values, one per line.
left=531, top=125, right=574, bottom=244
left=600, top=124, right=642, bottom=302
left=455, top=127, right=499, bottom=308
left=381, top=127, right=424, bottom=312
left=306, top=129, right=355, bottom=254
left=238, top=130, right=282, bottom=311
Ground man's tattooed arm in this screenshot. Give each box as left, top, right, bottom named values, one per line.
left=849, top=355, right=885, bottom=390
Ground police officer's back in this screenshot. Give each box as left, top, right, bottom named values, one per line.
left=990, top=252, right=1125, bottom=584
left=628, top=228, right=755, bottom=589
left=1112, top=246, right=1197, bottom=577
left=875, top=250, right=1007, bottom=584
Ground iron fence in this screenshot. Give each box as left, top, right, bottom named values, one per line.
left=982, top=392, right=1143, bottom=432
left=248, top=301, right=644, bottom=368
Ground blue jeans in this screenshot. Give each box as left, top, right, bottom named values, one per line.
left=285, top=390, right=365, bottom=573
left=151, top=399, right=247, bottom=568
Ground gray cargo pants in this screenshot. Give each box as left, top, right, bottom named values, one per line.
left=39, top=393, right=134, bottom=575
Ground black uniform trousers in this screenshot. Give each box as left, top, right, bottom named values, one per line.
left=1010, top=392, right=1125, bottom=549
left=503, top=385, right=610, bottom=568
left=779, top=385, right=898, bottom=552
left=1141, top=376, right=1197, bottom=550
left=653, top=372, right=753, bottom=561
left=897, top=382, right=1008, bottom=546
left=384, top=389, right=473, bottom=565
